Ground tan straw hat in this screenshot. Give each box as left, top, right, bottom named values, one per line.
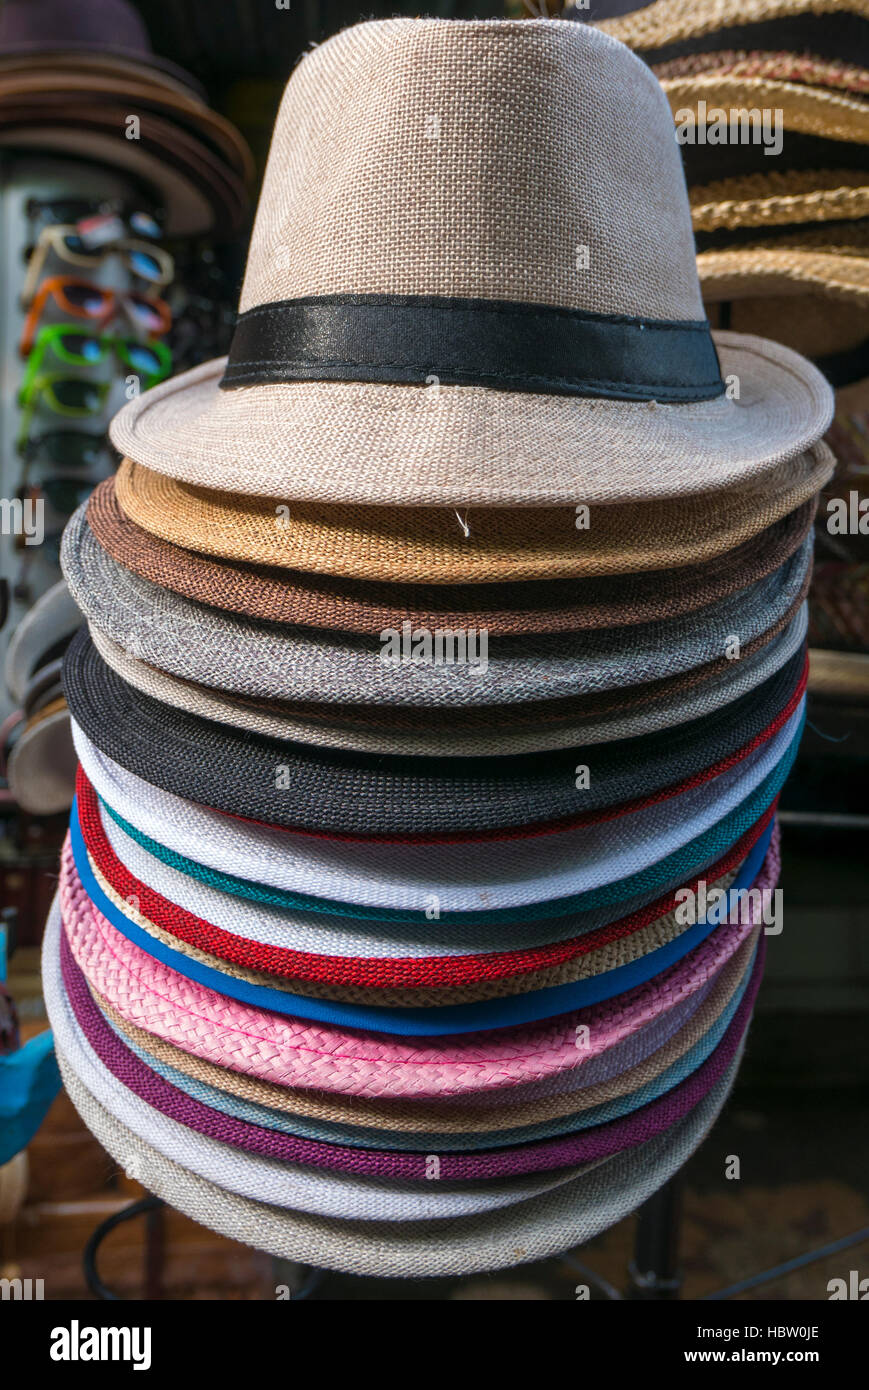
left=598, top=0, right=869, bottom=59
left=113, top=446, right=834, bottom=583
left=663, top=71, right=869, bottom=145
left=108, top=18, right=832, bottom=507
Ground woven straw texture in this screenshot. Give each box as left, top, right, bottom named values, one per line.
left=65, top=809, right=775, bottom=1033
left=98, top=936, right=753, bottom=1146
left=48, top=932, right=620, bottom=1219
left=112, top=447, right=834, bottom=581
left=809, top=563, right=869, bottom=649
left=57, top=826, right=779, bottom=1099
left=690, top=170, right=869, bottom=234
left=654, top=51, right=869, bottom=93
left=94, top=795, right=768, bottom=961
left=72, top=662, right=802, bottom=889
left=96, top=963, right=728, bottom=1126
left=89, top=613, right=809, bottom=756
left=663, top=75, right=869, bottom=143
left=101, top=961, right=749, bottom=1150
left=62, top=505, right=813, bottom=707
left=699, top=246, right=869, bottom=307
left=108, top=21, right=832, bottom=506
left=54, top=910, right=761, bottom=1182
left=66, top=623, right=805, bottom=838
left=84, top=775, right=760, bottom=994
left=54, top=887, right=762, bottom=1179
left=86, top=802, right=753, bottom=1005
left=599, top=0, right=869, bottom=54
left=55, top=1042, right=741, bottom=1276
left=86, top=478, right=815, bottom=637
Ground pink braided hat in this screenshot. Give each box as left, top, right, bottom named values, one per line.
left=59, top=828, right=780, bottom=1101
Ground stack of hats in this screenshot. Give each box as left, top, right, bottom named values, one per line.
left=599, top=0, right=869, bottom=697
left=0, top=0, right=253, bottom=237
left=43, top=18, right=834, bottom=1280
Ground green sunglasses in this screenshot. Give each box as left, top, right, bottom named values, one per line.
left=16, top=373, right=111, bottom=450
left=21, top=325, right=171, bottom=390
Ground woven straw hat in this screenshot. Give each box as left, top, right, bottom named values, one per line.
left=57, top=825, right=779, bottom=1099
left=73, top=716, right=792, bottom=917
left=107, top=18, right=832, bottom=506
left=88, top=814, right=759, bottom=1007
left=65, top=627, right=805, bottom=838
left=71, top=601, right=810, bottom=762
left=653, top=52, right=869, bottom=93
left=93, top=788, right=771, bottom=963
left=54, top=1040, right=741, bottom=1276
left=51, top=895, right=762, bottom=1183
left=89, top=614, right=809, bottom=757
left=74, top=777, right=777, bottom=1007
left=100, top=952, right=752, bottom=1151
left=60, top=505, right=814, bottom=708
left=86, top=479, right=816, bottom=637
left=95, top=947, right=742, bottom=1123
left=6, top=706, right=76, bottom=815
left=807, top=647, right=869, bottom=697
left=65, top=809, right=780, bottom=1036
left=598, top=0, right=869, bottom=60
left=689, top=169, right=869, bottom=236
left=111, top=449, right=833, bottom=582
left=76, top=643, right=805, bottom=842
left=95, top=935, right=755, bottom=1144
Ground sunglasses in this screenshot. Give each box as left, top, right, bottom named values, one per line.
left=26, top=198, right=164, bottom=240
left=19, top=476, right=98, bottom=517
left=21, top=327, right=171, bottom=392
left=17, top=374, right=111, bottom=449
left=21, top=226, right=174, bottom=304
left=20, top=276, right=171, bottom=354
left=18, top=429, right=109, bottom=471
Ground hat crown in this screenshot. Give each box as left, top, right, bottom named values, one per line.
left=240, top=17, right=703, bottom=322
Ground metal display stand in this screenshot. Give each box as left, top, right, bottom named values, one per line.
left=80, top=1180, right=869, bottom=1299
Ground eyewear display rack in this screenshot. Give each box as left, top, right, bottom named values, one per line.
left=0, top=153, right=140, bottom=723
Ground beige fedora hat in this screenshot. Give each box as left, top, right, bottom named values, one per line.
left=108, top=17, right=832, bottom=508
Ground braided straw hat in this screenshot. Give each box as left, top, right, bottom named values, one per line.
left=598, top=0, right=869, bottom=62
left=108, top=18, right=832, bottom=506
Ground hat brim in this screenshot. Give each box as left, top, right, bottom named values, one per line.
left=52, top=1035, right=741, bottom=1275
left=0, top=41, right=205, bottom=98
left=66, top=624, right=806, bottom=838
left=61, top=504, right=814, bottom=707
left=663, top=74, right=869, bottom=144
left=0, top=50, right=205, bottom=100
left=0, top=114, right=245, bottom=236
left=0, top=70, right=254, bottom=182
left=7, top=707, right=76, bottom=815
left=690, top=168, right=869, bottom=234
left=107, top=331, right=833, bottom=508
left=111, top=448, right=833, bottom=583
left=87, top=478, right=816, bottom=636
left=699, top=245, right=869, bottom=305
left=653, top=50, right=869, bottom=95
left=89, top=611, right=809, bottom=757
left=4, top=578, right=81, bottom=703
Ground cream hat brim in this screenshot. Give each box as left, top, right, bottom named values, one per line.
left=108, top=331, right=833, bottom=507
